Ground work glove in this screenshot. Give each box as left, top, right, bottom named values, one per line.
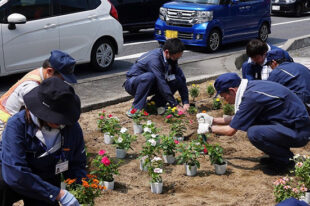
left=196, top=113, right=213, bottom=125
left=196, top=113, right=213, bottom=134
left=60, top=190, right=79, bottom=206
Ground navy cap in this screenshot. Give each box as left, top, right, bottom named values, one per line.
left=265, top=49, right=287, bottom=65
left=49, top=50, right=77, bottom=83
left=214, top=73, right=241, bottom=97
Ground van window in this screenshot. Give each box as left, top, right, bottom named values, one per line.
left=3, top=0, right=51, bottom=21
left=88, top=0, right=101, bottom=10
left=59, top=0, right=88, bottom=15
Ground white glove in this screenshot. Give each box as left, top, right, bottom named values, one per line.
left=60, top=190, right=79, bottom=206
left=197, top=123, right=211, bottom=134
left=196, top=113, right=213, bottom=125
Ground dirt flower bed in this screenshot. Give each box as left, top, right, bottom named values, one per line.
left=80, top=80, right=310, bottom=206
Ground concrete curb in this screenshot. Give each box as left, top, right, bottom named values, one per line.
left=81, top=73, right=222, bottom=112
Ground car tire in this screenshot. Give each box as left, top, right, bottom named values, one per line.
left=295, top=4, right=302, bottom=17
left=206, top=29, right=221, bottom=52
left=258, top=23, right=269, bottom=42
left=91, top=39, right=115, bottom=71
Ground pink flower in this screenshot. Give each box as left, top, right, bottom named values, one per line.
left=189, top=120, right=193, bottom=124
left=101, top=156, right=110, bottom=166
left=178, top=111, right=184, bottom=116
left=108, top=114, right=113, bottom=118
left=292, top=188, right=299, bottom=193
left=296, top=162, right=303, bottom=167
left=100, top=115, right=104, bottom=120
left=166, top=114, right=172, bottom=119
left=98, top=150, right=106, bottom=156
left=300, top=186, right=308, bottom=192
left=174, top=140, right=179, bottom=144
left=102, top=110, right=105, bottom=113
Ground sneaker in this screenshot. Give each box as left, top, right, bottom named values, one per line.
left=263, top=160, right=294, bottom=175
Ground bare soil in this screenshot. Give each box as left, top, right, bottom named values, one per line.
left=80, top=80, right=310, bottom=206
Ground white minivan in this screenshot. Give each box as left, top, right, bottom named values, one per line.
left=0, top=0, right=123, bottom=76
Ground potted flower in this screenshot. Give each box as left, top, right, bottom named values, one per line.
left=223, top=103, right=234, bottom=118
left=148, top=156, right=164, bottom=194
left=159, top=135, right=178, bottom=164
left=64, top=175, right=104, bottom=206
left=170, top=119, right=186, bottom=141
left=189, top=84, right=200, bottom=106
left=164, top=107, right=185, bottom=124
left=176, top=140, right=203, bottom=176
left=130, top=108, right=149, bottom=134
left=97, top=111, right=121, bottom=144
left=91, top=150, right=121, bottom=190
left=292, top=154, right=310, bottom=203
left=212, top=98, right=222, bottom=110
left=142, top=121, right=160, bottom=144
left=113, top=128, right=137, bottom=159
left=273, top=176, right=308, bottom=203
left=207, top=83, right=215, bottom=97
left=207, top=144, right=227, bottom=175
left=138, top=138, right=161, bottom=172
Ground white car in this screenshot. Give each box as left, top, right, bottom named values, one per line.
left=0, top=0, right=123, bottom=76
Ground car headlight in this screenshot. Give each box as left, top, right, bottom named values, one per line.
left=191, top=11, right=213, bottom=24
left=159, top=7, right=167, bottom=21
left=285, top=0, right=296, bottom=3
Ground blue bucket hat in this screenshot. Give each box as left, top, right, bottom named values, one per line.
left=49, top=50, right=77, bottom=83
left=265, top=49, right=287, bottom=65
left=214, top=73, right=241, bottom=97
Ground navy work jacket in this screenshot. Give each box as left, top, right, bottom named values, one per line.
left=0, top=110, right=86, bottom=203
left=242, top=45, right=293, bottom=80
left=267, top=62, right=310, bottom=104
left=230, top=81, right=310, bottom=132
left=126, top=48, right=188, bottom=106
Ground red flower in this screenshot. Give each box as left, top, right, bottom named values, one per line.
left=108, top=114, right=112, bottom=118
left=144, top=111, right=149, bottom=116
left=203, top=145, right=208, bottom=154
left=102, top=110, right=105, bottom=113
left=101, top=156, right=110, bottom=166
left=166, top=114, right=172, bottom=119
left=98, top=150, right=106, bottom=156
left=174, top=140, right=179, bottom=144
left=131, top=108, right=137, bottom=114
left=178, top=111, right=184, bottom=116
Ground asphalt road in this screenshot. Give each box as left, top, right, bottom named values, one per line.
left=0, top=14, right=310, bottom=93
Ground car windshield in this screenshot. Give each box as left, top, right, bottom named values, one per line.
left=176, top=0, right=221, bottom=5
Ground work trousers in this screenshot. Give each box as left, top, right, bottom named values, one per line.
left=124, top=72, right=184, bottom=109
left=247, top=123, right=310, bottom=165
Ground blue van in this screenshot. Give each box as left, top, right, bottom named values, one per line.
left=154, top=0, right=271, bottom=52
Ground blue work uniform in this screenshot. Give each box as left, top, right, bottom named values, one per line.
left=0, top=110, right=86, bottom=205
left=267, top=62, right=310, bottom=104
left=230, top=81, right=310, bottom=165
left=242, top=45, right=293, bottom=80
left=124, top=48, right=189, bottom=109
left=276, top=198, right=309, bottom=206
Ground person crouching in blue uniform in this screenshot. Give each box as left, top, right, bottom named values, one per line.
left=0, top=77, right=86, bottom=205
left=266, top=49, right=310, bottom=110
left=197, top=73, right=310, bottom=173
left=242, top=39, right=293, bottom=80
left=124, top=38, right=189, bottom=115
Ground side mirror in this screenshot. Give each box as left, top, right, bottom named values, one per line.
left=7, top=13, right=27, bottom=30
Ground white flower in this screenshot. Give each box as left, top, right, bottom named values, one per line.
left=144, top=127, right=152, bottom=133
left=147, top=120, right=152, bottom=126
left=151, top=156, right=162, bottom=162
left=117, top=137, right=123, bottom=143
left=294, top=154, right=300, bottom=159
left=120, top=127, right=127, bottom=133
left=141, top=155, right=148, bottom=161
left=154, top=168, right=163, bottom=174
left=195, top=142, right=200, bottom=146
left=148, top=139, right=156, bottom=146
left=151, top=134, right=157, bottom=138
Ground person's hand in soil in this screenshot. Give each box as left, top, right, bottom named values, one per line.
left=183, top=104, right=190, bottom=112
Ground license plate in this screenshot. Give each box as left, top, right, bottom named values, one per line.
left=165, top=30, right=178, bottom=39
left=272, top=5, right=280, bottom=11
